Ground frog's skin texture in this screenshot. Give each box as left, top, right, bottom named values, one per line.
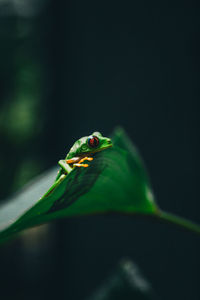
left=56, top=132, right=112, bottom=181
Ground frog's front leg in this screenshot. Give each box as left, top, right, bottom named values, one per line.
left=73, top=157, right=93, bottom=168
left=59, top=156, right=93, bottom=173
left=73, top=163, right=89, bottom=167
left=66, top=157, right=81, bottom=164
left=78, top=157, right=93, bottom=164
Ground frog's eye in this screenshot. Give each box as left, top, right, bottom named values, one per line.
left=88, top=136, right=99, bottom=148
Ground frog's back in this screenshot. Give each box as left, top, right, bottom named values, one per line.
left=66, top=136, right=87, bottom=159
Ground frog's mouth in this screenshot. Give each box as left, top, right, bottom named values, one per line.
left=80, top=143, right=112, bottom=158
left=88, top=143, right=113, bottom=156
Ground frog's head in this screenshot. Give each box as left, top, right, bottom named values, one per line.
left=68, top=132, right=112, bottom=157
left=67, top=132, right=112, bottom=159
left=86, top=132, right=112, bottom=154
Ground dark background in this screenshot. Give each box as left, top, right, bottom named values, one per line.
left=0, top=1, right=199, bottom=299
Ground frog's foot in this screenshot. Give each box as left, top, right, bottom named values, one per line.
left=73, top=163, right=89, bottom=168
left=79, top=157, right=93, bottom=164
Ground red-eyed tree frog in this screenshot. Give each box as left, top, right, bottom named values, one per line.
left=55, top=132, right=112, bottom=182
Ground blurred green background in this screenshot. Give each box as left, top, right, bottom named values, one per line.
left=0, top=1, right=199, bottom=299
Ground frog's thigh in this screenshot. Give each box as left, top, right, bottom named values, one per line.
left=58, top=160, right=72, bottom=173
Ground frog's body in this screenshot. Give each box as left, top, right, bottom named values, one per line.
left=55, top=132, right=112, bottom=182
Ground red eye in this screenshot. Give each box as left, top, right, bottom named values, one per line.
left=88, top=136, right=99, bottom=148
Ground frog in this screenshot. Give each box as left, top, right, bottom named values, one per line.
left=55, top=132, right=112, bottom=181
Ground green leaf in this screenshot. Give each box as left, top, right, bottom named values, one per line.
left=0, top=127, right=199, bottom=244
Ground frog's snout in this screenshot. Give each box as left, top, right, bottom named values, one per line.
left=107, top=138, right=112, bottom=145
